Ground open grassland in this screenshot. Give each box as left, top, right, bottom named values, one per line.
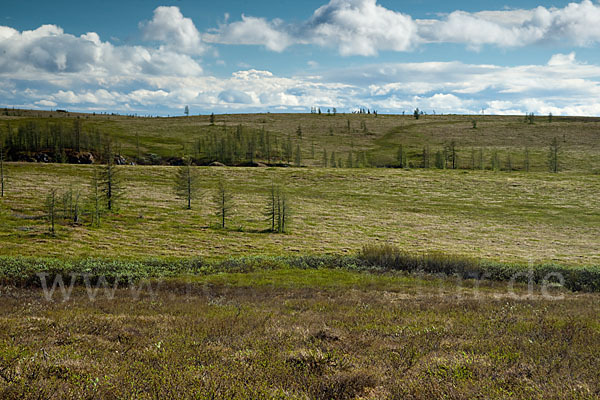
left=2, top=110, right=600, bottom=171
left=0, top=163, right=599, bottom=266
left=1, top=268, right=599, bottom=399
left=1, top=112, right=600, bottom=399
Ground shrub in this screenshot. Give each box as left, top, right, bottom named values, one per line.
left=358, top=244, right=600, bottom=292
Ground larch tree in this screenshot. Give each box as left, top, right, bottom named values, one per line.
left=266, top=183, right=278, bottom=232
left=45, top=188, right=57, bottom=235
left=174, top=157, right=199, bottom=210
left=397, top=144, right=407, bottom=168
left=446, top=140, right=457, bottom=169
left=101, top=144, right=122, bottom=212
left=422, top=145, right=430, bottom=169
left=214, top=178, right=233, bottom=229
left=89, top=166, right=104, bottom=227
left=265, top=184, right=290, bottom=233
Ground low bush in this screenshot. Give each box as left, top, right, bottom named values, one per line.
left=358, top=243, right=600, bottom=292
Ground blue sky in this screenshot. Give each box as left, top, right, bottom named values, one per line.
left=2, top=0, right=600, bottom=115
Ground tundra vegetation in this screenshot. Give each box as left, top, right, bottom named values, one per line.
left=1, top=109, right=600, bottom=399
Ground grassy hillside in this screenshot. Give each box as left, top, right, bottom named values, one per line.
left=1, top=110, right=600, bottom=171
left=1, top=111, right=599, bottom=399
left=0, top=163, right=598, bottom=265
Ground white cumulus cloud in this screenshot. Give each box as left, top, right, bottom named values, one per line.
left=205, top=0, right=600, bottom=54
left=141, top=6, right=206, bottom=55
left=205, top=0, right=417, bottom=56
left=418, top=0, right=600, bottom=49
left=0, top=23, right=204, bottom=80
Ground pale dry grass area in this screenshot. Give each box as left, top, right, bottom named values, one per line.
left=0, top=163, right=598, bottom=265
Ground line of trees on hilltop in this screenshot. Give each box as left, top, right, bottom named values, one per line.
left=1, top=118, right=567, bottom=172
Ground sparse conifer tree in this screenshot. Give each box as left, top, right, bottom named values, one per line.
left=174, top=157, right=199, bottom=210
left=322, top=149, right=328, bottom=167
left=330, top=151, right=336, bottom=168
left=446, top=140, right=457, bottom=169
left=284, top=134, right=293, bottom=163
left=294, top=144, right=301, bottom=167
left=214, top=178, right=233, bottom=229
left=524, top=148, right=530, bottom=172
left=266, top=183, right=277, bottom=232
left=45, top=188, right=57, bottom=235
left=101, top=143, right=122, bottom=212
left=265, top=184, right=290, bottom=233
left=397, top=145, right=407, bottom=168
left=209, top=113, right=215, bottom=125
left=347, top=151, right=353, bottom=168
left=361, top=151, right=370, bottom=168
left=73, top=117, right=82, bottom=152
left=435, top=150, right=444, bottom=169
left=422, top=145, right=430, bottom=169
left=89, top=167, right=103, bottom=227
left=491, top=149, right=500, bottom=171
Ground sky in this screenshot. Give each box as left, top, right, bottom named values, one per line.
left=2, top=0, right=600, bottom=116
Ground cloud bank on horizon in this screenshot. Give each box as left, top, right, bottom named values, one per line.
left=2, top=0, right=600, bottom=116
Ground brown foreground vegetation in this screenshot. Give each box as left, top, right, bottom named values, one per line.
left=0, top=268, right=598, bottom=399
